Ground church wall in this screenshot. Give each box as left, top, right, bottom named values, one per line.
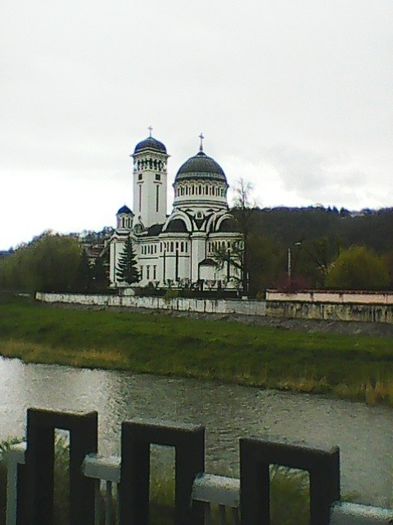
left=35, top=292, right=267, bottom=316
left=36, top=292, right=393, bottom=324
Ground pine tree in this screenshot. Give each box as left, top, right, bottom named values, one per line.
left=116, top=237, right=139, bottom=284
left=92, top=255, right=109, bottom=291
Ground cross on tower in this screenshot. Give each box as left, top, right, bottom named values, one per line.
left=148, top=126, right=153, bottom=137
left=199, top=132, right=204, bottom=152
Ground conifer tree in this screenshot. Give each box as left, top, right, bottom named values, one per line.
left=116, top=237, right=139, bottom=284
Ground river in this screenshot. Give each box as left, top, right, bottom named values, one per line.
left=0, top=356, right=392, bottom=507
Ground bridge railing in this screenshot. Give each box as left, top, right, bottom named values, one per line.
left=2, top=408, right=393, bottom=525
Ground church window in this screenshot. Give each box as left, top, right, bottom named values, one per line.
left=153, top=265, right=157, bottom=279
left=139, top=186, right=142, bottom=212
left=170, top=242, right=174, bottom=252
left=149, top=159, right=153, bottom=169
left=160, top=243, right=162, bottom=252
left=176, top=241, right=179, bottom=250
left=146, top=265, right=150, bottom=279
left=138, top=174, right=142, bottom=181
left=156, top=185, right=159, bottom=212
left=155, top=173, right=161, bottom=181
left=199, top=186, right=202, bottom=195
left=154, top=160, right=157, bottom=169
left=205, top=185, right=208, bottom=194
left=181, top=242, right=184, bottom=252
left=140, top=266, right=143, bottom=279
left=192, top=186, right=195, bottom=195
left=137, top=161, right=141, bottom=170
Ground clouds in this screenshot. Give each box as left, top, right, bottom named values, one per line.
left=1, top=0, right=392, bottom=248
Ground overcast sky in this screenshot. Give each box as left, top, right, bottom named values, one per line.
left=1, top=0, right=392, bottom=250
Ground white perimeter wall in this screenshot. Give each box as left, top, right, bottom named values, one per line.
left=35, top=292, right=266, bottom=316
left=35, top=292, right=393, bottom=324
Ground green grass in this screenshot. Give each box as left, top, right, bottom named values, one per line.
left=1, top=296, right=393, bottom=405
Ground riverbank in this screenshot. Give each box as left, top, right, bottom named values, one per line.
left=1, top=296, right=393, bottom=405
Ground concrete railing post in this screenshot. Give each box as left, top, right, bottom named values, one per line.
left=240, top=437, right=340, bottom=525
left=119, top=418, right=205, bottom=525
left=25, top=408, right=98, bottom=525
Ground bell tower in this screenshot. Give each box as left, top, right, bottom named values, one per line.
left=131, top=128, right=169, bottom=228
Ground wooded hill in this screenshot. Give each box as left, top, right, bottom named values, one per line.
left=232, top=206, right=393, bottom=294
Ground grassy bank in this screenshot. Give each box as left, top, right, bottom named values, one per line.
left=1, top=297, right=393, bottom=405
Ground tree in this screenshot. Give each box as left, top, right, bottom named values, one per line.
left=74, top=251, right=92, bottom=293
left=231, top=178, right=256, bottom=295
left=116, top=237, right=139, bottom=285
left=0, top=232, right=83, bottom=292
left=92, top=255, right=109, bottom=291
left=326, top=246, right=389, bottom=290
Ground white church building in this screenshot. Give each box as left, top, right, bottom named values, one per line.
left=109, top=132, right=243, bottom=290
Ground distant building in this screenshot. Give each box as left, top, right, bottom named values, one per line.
left=109, top=133, right=242, bottom=289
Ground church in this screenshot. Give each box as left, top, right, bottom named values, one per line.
left=108, top=132, right=243, bottom=290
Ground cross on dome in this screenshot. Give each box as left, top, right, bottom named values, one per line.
left=148, top=126, right=153, bottom=137
left=199, top=132, right=205, bottom=152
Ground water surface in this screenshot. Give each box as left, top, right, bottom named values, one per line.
left=0, top=357, right=392, bottom=506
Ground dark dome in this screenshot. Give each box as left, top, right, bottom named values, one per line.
left=165, top=219, right=188, bottom=233
left=134, top=136, right=167, bottom=155
left=175, top=151, right=227, bottom=183
left=217, top=217, right=241, bottom=233
left=117, top=205, right=133, bottom=215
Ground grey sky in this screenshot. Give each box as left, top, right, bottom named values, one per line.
left=1, top=0, right=392, bottom=249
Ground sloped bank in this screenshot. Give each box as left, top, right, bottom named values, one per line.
left=2, top=295, right=393, bottom=406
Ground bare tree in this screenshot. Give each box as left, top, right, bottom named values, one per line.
left=231, top=178, right=256, bottom=295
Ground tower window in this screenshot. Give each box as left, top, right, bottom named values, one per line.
left=146, top=265, right=150, bottom=279
left=153, top=265, right=157, bottom=279
left=138, top=174, right=142, bottom=181
left=156, top=185, right=159, bottom=212
left=155, top=174, right=161, bottom=181
left=139, top=185, right=142, bottom=211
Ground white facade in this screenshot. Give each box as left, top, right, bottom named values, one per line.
left=109, top=134, right=243, bottom=290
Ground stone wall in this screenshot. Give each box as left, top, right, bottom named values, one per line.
left=35, top=292, right=393, bottom=324
left=266, top=300, right=393, bottom=323
left=35, top=292, right=267, bottom=316
left=266, top=289, right=393, bottom=305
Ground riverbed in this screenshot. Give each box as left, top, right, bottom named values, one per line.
left=0, top=356, right=392, bottom=506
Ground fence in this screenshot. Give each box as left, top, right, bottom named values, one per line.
left=2, top=409, right=393, bottom=525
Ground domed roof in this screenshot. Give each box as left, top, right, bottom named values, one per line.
left=134, top=136, right=167, bottom=155
left=117, top=205, right=133, bottom=215
left=175, top=150, right=227, bottom=184
left=165, top=218, right=188, bottom=233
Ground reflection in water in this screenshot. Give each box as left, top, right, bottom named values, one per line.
left=0, top=356, right=392, bottom=506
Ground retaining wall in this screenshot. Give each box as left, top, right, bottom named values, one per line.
left=35, top=292, right=393, bottom=324
left=266, top=300, right=393, bottom=323
left=266, top=289, right=393, bottom=305
left=35, top=292, right=267, bottom=316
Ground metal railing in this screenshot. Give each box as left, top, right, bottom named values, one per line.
left=2, top=408, right=393, bottom=525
